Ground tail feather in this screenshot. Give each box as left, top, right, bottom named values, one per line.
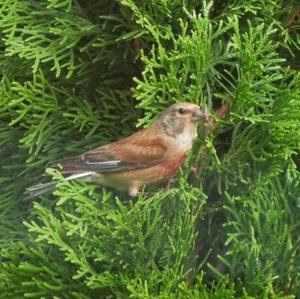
left=24, top=182, right=57, bottom=199
left=24, top=172, right=96, bottom=199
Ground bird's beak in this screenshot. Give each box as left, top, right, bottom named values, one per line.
left=192, top=110, right=208, bottom=122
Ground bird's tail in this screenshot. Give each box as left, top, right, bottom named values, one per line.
left=24, top=172, right=96, bottom=199
left=24, top=182, right=57, bottom=199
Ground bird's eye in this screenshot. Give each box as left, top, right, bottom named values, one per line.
left=178, top=108, right=186, bottom=114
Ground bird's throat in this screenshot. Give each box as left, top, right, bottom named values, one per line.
left=174, top=123, right=197, bottom=152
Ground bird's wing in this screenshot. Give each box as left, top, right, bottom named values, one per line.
left=58, top=128, right=167, bottom=173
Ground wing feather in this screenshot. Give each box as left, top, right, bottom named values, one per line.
left=58, top=128, right=167, bottom=174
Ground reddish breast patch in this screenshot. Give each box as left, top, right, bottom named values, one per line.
left=163, top=154, right=187, bottom=177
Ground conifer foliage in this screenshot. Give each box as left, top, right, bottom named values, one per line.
left=0, top=0, right=299, bottom=298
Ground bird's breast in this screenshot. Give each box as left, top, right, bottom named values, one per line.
left=162, top=153, right=187, bottom=177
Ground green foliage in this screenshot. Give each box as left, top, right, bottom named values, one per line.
left=0, top=173, right=207, bottom=298
left=0, top=0, right=300, bottom=298
left=206, top=167, right=300, bottom=298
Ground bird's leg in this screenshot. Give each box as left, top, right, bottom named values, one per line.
left=166, top=178, right=176, bottom=189
left=128, top=184, right=139, bottom=197
left=128, top=186, right=156, bottom=198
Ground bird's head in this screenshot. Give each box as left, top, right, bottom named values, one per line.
left=155, top=102, right=209, bottom=139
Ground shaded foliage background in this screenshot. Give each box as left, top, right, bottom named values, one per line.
left=0, top=0, right=299, bottom=298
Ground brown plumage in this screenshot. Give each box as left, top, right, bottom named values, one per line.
left=25, top=102, right=209, bottom=198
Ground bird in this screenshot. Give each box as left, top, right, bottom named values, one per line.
left=25, top=102, right=209, bottom=198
